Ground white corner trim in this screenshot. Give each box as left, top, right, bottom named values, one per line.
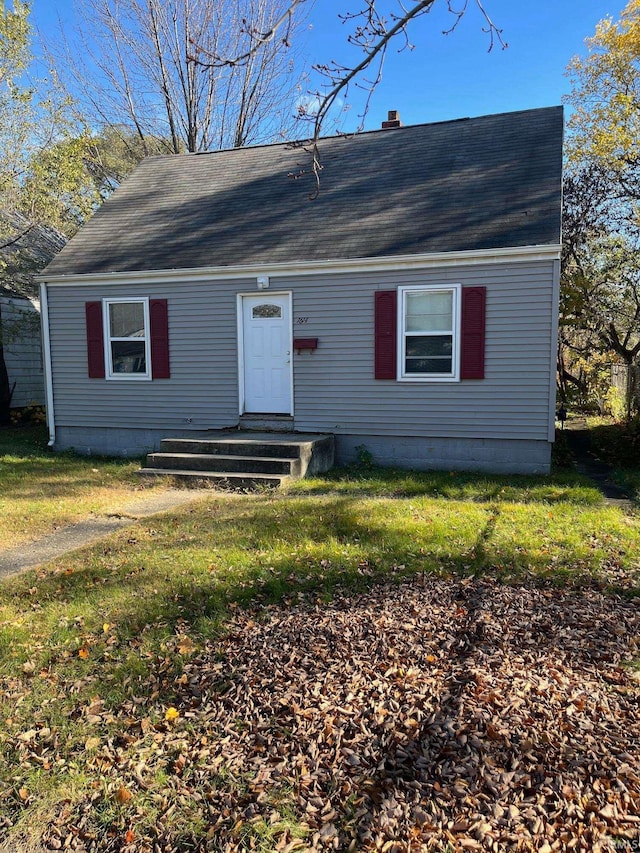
left=548, top=257, right=561, bottom=443
left=236, top=293, right=245, bottom=415
left=39, top=283, right=56, bottom=447
left=38, top=244, right=562, bottom=287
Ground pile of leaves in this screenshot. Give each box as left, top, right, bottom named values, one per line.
left=3, top=577, right=640, bottom=851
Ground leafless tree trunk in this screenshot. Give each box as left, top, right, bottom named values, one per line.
left=47, top=0, right=305, bottom=155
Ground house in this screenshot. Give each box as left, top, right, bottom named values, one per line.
left=1, top=214, right=66, bottom=418
left=38, top=106, right=563, bottom=475
left=0, top=289, right=44, bottom=410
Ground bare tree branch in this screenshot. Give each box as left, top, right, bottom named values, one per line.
left=46, top=0, right=306, bottom=155
left=192, top=0, right=505, bottom=197
left=0, top=223, right=34, bottom=252
left=305, top=0, right=505, bottom=196
left=188, top=0, right=308, bottom=67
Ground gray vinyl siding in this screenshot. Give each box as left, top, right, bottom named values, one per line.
left=1, top=297, right=44, bottom=408
left=289, top=262, right=554, bottom=440
left=48, top=280, right=246, bottom=431
left=46, top=259, right=556, bottom=442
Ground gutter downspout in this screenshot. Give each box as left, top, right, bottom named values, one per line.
left=39, top=282, right=55, bottom=447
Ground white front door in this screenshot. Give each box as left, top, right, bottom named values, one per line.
left=241, top=293, right=292, bottom=414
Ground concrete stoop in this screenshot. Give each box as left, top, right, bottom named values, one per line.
left=137, top=432, right=334, bottom=489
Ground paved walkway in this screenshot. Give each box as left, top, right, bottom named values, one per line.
left=0, top=489, right=211, bottom=580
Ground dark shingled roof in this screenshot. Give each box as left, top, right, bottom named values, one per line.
left=2, top=211, right=67, bottom=296
left=43, top=106, right=563, bottom=278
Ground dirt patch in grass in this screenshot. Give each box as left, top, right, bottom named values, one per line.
left=2, top=577, right=639, bottom=852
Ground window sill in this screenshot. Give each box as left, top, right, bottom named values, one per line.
left=105, top=374, right=152, bottom=381
left=397, top=375, right=460, bottom=383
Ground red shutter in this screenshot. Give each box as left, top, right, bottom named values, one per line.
left=460, top=286, right=486, bottom=380
left=85, top=301, right=105, bottom=378
left=150, top=299, right=170, bottom=379
left=374, top=290, right=397, bottom=379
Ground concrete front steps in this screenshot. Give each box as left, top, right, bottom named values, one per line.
left=138, top=432, right=334, bottom=488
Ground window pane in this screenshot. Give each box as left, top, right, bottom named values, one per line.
left=252, top=303, right=282, bottom=319
left=406, top=335, right=452, bottom=357
left=109, top=302, right=145, bottom=338
left=111, top=341, right=146, bottom=373
left=406, top=291, right=452, bottom=332
left=405, top=356, right=452, bottom=374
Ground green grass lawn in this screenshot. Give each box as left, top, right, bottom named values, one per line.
left=0, top=427, right=163, bottom=550
left=0, top=430, right=639, bottom=848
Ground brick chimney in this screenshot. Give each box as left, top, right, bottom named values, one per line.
left=381, top=110, right=401, bottom=129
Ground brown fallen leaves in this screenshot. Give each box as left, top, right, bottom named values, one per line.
left=115, top=786, right=132, bottom=806
left=4, top=578, right=640, bottom=851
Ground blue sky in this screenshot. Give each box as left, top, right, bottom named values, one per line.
left=31, top=0, right=627, bottom=132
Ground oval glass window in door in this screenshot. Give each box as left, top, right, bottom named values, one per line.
left=252, top=304, right=282, bottom=319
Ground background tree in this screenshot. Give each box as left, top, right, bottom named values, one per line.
left=560, top=201, right=640, bottom=415
left=561, top=0, right=640, bottom=417
left=0, top=1, right=98, bottom=423
left=566, top=0, right=640, bottom=202
left=0, top=0, right=42, bottom=423
left=83, top=125, right=172, bottom=199
left=0, top=1, right=98, bottom=257
left=49, top=0, right=306, bottom=156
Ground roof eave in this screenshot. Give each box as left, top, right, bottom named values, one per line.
left=38, top=244, right=562, bottom=286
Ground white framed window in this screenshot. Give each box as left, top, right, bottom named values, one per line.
left=103, top=297, right=151, bottom=380
left=398, top=284, right=461, bottom=382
